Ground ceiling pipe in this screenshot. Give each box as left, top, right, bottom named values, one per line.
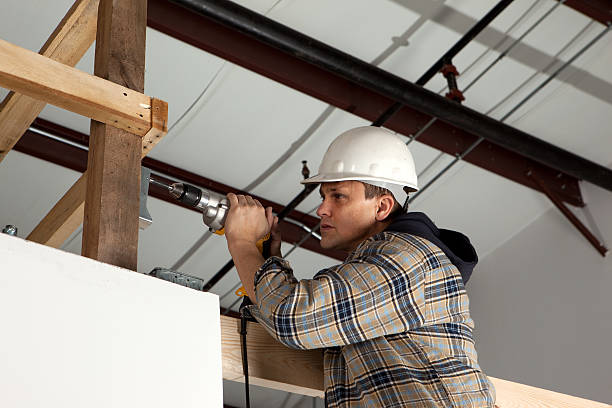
left=166, top=0, right=612, bottom=193
left=373, top=0, right=514, bottom=126
left=409, top=23, right=611, bottom=205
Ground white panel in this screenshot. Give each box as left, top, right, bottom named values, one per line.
left=467, top=180, right=612, bottom=403
left=0, top=234, right=223, bottom=408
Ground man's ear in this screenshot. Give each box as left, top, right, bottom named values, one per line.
left=375, top=194, right=395, bottom=221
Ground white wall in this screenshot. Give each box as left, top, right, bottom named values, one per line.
left=467, top=181, right=612, bottom=404
left=0, top=235, right=223, bottom=408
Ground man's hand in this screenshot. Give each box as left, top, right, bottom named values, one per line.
left=224, top=193, right=270, bottom=247
left=224, top=193, right=279, bottom=303
left=265, top=206, right=282, bottom=258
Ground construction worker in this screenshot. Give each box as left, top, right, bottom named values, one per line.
left=224, top=126, right=496, bottom=407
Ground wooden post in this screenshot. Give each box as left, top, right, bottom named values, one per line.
left=82, top=0, right=147, bottom=269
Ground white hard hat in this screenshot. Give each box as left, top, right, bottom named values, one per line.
left=302, top=126, right=418, bottom=202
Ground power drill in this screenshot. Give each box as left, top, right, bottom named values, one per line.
left=148, top=175, right=269, bottom=296
left=150, top=176, right=229, bottom=233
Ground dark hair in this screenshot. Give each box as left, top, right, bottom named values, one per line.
left=362, top=183, right=406, bottom=219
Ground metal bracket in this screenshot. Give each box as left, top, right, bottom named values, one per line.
left=530, top=172, right=608, bottom=257
left=139, top=167, right=153, bottom=229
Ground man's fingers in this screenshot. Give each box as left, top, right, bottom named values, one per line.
left=236, top=194, right=248, bottom=206
left=254, top=199, right=263, bottom=208
left=227, top=193, right=239, bottom=207
left=265, top=207, right=274, bottom=226
left=245, top=195, right=256, bottom=206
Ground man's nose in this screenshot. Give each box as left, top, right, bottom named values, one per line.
left=316, top=200, right=330, bottom=218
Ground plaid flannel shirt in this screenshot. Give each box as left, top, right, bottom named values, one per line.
left=248, top=231, right=496, bottom=407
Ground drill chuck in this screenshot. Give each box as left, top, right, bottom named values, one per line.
left=169, top=183, right=201, bottom=207
left=169, top=182, right=229, bottom=232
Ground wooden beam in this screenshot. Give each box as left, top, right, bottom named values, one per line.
left=0, top=37, right=161, bottom=137
left=220, top=316, right=324, bottom=397
left=0, top=0, right=99, bottom=164
left=27, top=174, right=87, bottom=248
left=81, top=0, right=149, bottom=270
left=220, top=316, right=611, bottom=407
left=491, top=377, right=611, bottom=408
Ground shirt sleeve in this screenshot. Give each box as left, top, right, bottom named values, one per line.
left=249, top=239, right=429, bottom=350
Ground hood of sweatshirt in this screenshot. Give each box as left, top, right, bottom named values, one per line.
left=385, top=212, right=477, bottom=285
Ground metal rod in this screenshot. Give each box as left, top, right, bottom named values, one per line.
left=409, top=24, right=611, bottom=204
left=531, top=173, right=608, bottom=256
left=463, top=0, right=567, bottom=93
left=501, top=23, right=611, bottom=121
left=284, top=218, right=322, bottom=240
left=438, top=0, right=543, bottom=95
left=411, top=0, right=563, bottom=144
left=28, top=126, right=89, bottom=151
left=372, top=0, right=514, bottom=127
left=168, top=0, right=612, bottom=192
left=284, top=221, right=322, bottom=259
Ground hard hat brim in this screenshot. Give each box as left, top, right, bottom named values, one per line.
left=301, top=173, right=418, bottom=192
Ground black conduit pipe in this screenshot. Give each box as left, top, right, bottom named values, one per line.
left=169, top=0, right=612, bottom=192
left=373, top=0, right=515, bottom=126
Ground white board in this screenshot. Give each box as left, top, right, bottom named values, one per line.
left=0, top=234, right=223, bottom=408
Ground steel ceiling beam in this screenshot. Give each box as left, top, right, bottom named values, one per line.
left=561, top=0, right=612, bottom=24
left=15, top=118, right=346, bottom=261
left=147, top=0, right=589, bottom=207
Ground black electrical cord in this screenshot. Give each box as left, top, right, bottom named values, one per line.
left=240, top=299, right=255, bottom=408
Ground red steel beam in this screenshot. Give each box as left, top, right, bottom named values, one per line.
left=561, top=0, right=612, bottom=24
left=16, top=118, right=346, bottom=261
left=146, top=0, right=584, bottom=207
left=531, top=172, right=608, bottom=256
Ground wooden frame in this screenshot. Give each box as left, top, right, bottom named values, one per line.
left=0, top=0, right=167, bottom=266
left=220, top=316, right=611, bottom=407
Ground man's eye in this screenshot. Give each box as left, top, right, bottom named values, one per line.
left=334, top=194, right=344, bottom=199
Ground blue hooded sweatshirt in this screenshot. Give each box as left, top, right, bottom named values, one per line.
left=385, top=212, right=478, bottom=285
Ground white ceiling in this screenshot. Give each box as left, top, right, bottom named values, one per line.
left=1, top=0, right=612, bottom=340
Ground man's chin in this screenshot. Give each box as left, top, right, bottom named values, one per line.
left=320, top=237, right=343, bottom=251
left=319, top=237, right=336, bottom=250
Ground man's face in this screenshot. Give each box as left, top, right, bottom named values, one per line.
left=316, top=181, right=380, bottom=251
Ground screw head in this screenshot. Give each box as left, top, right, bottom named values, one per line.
left=2, top=225, right=17, bottom=236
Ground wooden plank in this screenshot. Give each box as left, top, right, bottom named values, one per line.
left=27, top=173, right=87, bottom=248
left=220, top=316, right=610, bottom=407
left=220, top=315, right=324, bottom=397
left=81, top=0, right=148, bottom=270
left=0, top=37, right=153, bottom=137
left=491, top=377, right=610, bottom=408
left=0, top=0, right=99, bottom=164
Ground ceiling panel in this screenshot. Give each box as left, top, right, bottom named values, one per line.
left=0, top=151, right=80, bottom=238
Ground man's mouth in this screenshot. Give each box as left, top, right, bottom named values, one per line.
left=320, top=223, right=334, bottom=232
